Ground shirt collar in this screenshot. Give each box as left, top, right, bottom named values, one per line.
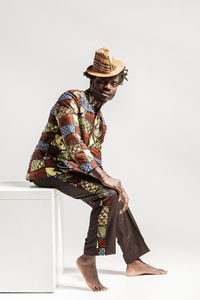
left=84, top=88, right=102, bottom=111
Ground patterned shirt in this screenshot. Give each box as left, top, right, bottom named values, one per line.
left=25, top=88, right=107, bottom=182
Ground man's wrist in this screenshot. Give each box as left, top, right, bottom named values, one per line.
left=88, top=166, right=108, bottom=181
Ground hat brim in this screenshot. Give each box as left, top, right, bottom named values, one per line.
left=86, top=60, right=125, bottom=77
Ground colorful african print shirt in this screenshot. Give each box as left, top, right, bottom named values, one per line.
left=25, top=89, right=107, bottom=182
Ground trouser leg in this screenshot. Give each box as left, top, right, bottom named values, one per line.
left=32, top=172, right=150, bottom=264
left=32, top=174, right=120, bottom=256
left=83, top=188, right=119, bottom=256
left=116, top=205, right=150, bottom=264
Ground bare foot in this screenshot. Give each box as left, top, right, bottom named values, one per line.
left=76, top=254, right=108, bottom=291
left=126, top=258, right=168, bottom=276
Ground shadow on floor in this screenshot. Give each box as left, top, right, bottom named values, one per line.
left=64, top=267, right=124, bottom=276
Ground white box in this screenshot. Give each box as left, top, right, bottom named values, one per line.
left=0, top=181, right=64, bottom=292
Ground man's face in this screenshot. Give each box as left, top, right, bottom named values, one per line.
left=90, top=74, right=120, bottom=104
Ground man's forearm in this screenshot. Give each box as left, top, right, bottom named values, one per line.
left=88, top=166, right=109, bottom=182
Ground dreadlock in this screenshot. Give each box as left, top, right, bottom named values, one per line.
left=83, top=66, right=128, bottom=85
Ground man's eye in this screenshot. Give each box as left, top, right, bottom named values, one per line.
left=99, top=79, right=106, bottom=84
left=112, top=83, right=118, bottom=87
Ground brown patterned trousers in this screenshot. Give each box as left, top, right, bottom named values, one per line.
left=32, top=171, right=150, bottom=264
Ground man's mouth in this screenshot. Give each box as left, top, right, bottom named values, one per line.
left=100, top=90, right=110, bottom=97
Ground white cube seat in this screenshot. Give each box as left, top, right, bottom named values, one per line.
left=0, top=181, right=64, bottom=293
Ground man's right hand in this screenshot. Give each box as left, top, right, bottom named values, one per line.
left=101, top=175, right=129, bottom=214
left=89, top=166, right=129, bottom=214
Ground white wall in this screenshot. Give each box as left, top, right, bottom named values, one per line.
left=0, top=0, right=199, bottom=266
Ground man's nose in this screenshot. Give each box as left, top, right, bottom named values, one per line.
left=103, top=82, right=111, bottom=90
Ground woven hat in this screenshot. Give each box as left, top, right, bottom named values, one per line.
left=86, top=47, right=124, bottom=77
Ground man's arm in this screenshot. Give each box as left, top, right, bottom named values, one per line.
left=89, top=165, right=110, bottom=180
left=89, top=166, right=129, bottom=215
left=54, top=92, right=99, bottom=173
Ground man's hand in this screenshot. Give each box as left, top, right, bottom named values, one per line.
left=89, top=166, right=129, bottom=214
left=101, top=175, right=129, bottom=214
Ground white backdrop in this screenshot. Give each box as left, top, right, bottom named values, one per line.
left=0, top=0, right=199, bottom=298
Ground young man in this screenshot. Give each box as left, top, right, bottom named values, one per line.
left=25, top=47, right=168, bottom=292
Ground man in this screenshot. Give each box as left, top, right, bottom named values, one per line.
left=25, top=47, right=168, bottom=292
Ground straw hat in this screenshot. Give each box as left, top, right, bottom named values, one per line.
left=86, top=47, right=125, bottom=77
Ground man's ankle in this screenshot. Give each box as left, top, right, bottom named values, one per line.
left=128, top=257, right=142, bottom=265
left=82, top=254, right=96, bottom=261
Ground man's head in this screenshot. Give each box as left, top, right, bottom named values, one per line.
left=83, top=68, right=128, bottom=104
left=83, top=47, right=128, bottom=104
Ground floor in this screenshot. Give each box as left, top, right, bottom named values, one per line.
left=0, top=243, right=199, bottom=300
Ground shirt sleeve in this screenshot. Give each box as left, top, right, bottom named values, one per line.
left=90, top=147, right=103, bottom=168
left=53, top=92, right=99, bottom=174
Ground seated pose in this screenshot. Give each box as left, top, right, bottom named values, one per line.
left=25, top=47, right=168, bottom=292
